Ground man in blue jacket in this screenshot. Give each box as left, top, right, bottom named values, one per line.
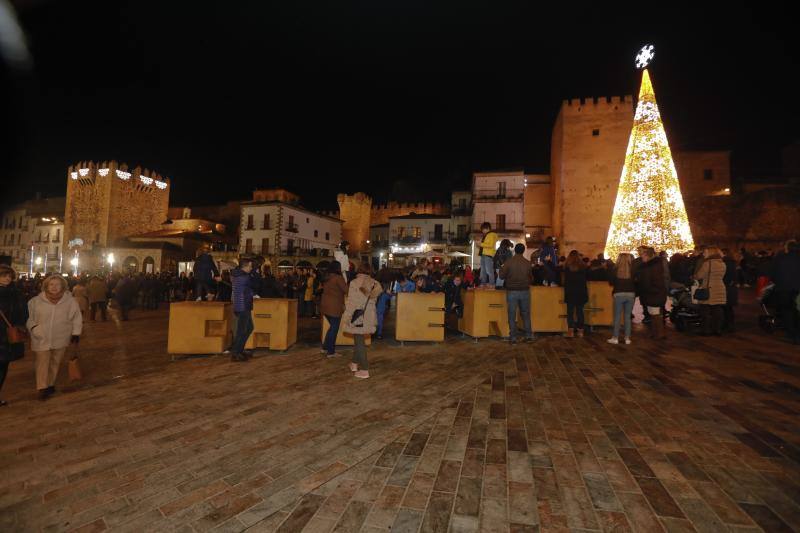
left=229, top=259, right=256, bottom=361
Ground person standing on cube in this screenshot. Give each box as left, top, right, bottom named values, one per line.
left=478, top=222, right=498, bottom=287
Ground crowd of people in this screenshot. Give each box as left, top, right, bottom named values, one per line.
left=1, top=230, right=798, bottom=405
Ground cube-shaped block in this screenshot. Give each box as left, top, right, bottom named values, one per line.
left=245, top=298, right=298, bottom=351
left=168, top=301, right=233, bottom=354
left=530, top=286, right=568, bottom=332
left=458, top=289, right=510, bottom=339
left=322, top=316, right=372, bottom=346
left=396, top=292, right=445, bottom=342
left=585, top=281, right=614, bottom=326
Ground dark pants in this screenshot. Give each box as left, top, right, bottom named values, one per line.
left=195, top=279, right=213, bottom=301
left=723, top=305, right=735, bottom=332
left=231, top=311, right=254, bottom=354
left=566, top=302, right=585, bottom=330
left=90, top=301, right=107, bottom=321
left=700, top=304, right=724, bottom=335
left=0, top=360, right=8, bottom=394
left=323, top=315, right=341, bottom=354
left=776, top=290, right=800, bottom=343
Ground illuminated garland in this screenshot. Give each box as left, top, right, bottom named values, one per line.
left=604, top=69, right=694, bottom=259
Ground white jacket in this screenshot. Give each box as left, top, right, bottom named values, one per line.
left=27, top=291, right=83, bottom=351
left=334, top=249, right=350, bottom=282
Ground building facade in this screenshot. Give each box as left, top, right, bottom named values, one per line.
left=0, top=197, right=65, bottom=275
left=240, top=190, right=343, bottom=269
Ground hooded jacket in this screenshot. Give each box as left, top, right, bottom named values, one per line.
left=26, top=290, right=82, bottom=351
left=231, top=268, right=256, bottom=313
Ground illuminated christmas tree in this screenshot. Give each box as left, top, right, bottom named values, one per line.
left=604, top=46, right=694, bottom=259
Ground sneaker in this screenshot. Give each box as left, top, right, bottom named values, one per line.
left=0, top=399, right=7, bottom=407
left=563, top=330, right=574, bottom=338
left=508, top=338, right=517, bottom=345
left=607, top=337, right=619, bottom=345
left=576, top=329, right=584, bottom=338
left=231, top=353, right=247, bottom=362
left=222, top=349, right=231, bottom=354
left=326, top=352, right=342, bottom=358
left=524, top=336, right=536, bottom=342
left=195, top=297, right=202, bottom=302
left=624, top=338, right=632, bottom=345
left=354, top=370, right=370, bottom=379
left=348, top=362, right=358, bottom=372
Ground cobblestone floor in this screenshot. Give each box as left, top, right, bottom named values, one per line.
left=1, top=295, right=799, bottom=532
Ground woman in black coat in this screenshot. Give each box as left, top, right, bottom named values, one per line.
left=636, top=248, right=667, bottom=339
left=562, top=251, right=588, bottom=338
left=0, top=266, right=28, bottom=406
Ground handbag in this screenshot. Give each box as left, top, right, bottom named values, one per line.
left=694, top=263, right=711, bottom=301
left=350, top=281, right=376, bottom=326
left=0, top=309, right=27, bottom=344
left=68, top=347, right=82, bottom=381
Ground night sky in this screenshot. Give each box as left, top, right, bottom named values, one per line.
left=1, top=2, right=796, bottom=211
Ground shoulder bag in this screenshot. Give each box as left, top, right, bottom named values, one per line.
left=0, top=309, right=27, bottom=344
left=350, top=280, right=377, bottom=325
left=694, top=263, right=711, bottom=301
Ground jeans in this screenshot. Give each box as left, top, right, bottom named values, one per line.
left=376, top=310, right=386, bottom=337
left=353, top=334, right=368, bottom=370
left=323, top=315, right=341, bottom=354
left=612, top=292, right=635, bottom=339
left=480, top=255, right=495, bottom=285
left=231, top=310, right=254, bottom=354
left=506, top=290, right=532, bottom=340
left=566, top=302, right=584, bottom=330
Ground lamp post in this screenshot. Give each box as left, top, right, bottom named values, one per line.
left=107, top=252, right=115, bottom=272
left=70, top=255, right=79, bottom=276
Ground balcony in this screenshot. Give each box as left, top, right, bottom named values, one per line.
left=392, top=236, right=422, bottom=245
left=261, top=224, right=272, bottom=230
left=285, top=224, right=299, bottom=233
left=369, top=239, right=390, bottom=250
left=280, top=248, right=315, bottom=257
left=450, top=208, right=472, bottom=217
left=471, top=224, right=524, bottom=234
left=473, top=188, right=524, bottom=200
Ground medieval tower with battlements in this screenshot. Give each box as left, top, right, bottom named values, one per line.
left=551, top=95, right=634, bottom=256
left=64, top=161, right=170, bottom=254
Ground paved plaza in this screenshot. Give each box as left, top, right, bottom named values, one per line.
left=1, top=295, right=799, bottom=532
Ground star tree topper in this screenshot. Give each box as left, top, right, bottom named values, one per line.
left=635, top=44, right=655, bottom=69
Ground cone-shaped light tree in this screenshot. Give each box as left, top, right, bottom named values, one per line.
left=604, top=52, right=694, bottom=259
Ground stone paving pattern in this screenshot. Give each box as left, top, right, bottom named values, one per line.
left=1, top=298, right=799, bottom=532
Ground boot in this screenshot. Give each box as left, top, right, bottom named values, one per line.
left=651, top=317, right=666, bottom=340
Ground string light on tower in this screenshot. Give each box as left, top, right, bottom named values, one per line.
left=604, top=45, right=694, bottom=259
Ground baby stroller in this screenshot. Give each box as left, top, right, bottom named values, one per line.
left=668, top=283, right=702, bottom=333
left=758, top=283, right=782, bottom=333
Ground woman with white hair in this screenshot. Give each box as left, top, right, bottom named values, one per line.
left=27, top=274, right=82, bottom=400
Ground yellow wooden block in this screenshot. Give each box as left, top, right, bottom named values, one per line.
left=245, top=298, right=298, bottom=351
left=396, top=292, right=445, bottom=342
left=322, top=316, right=372, bottom=346
left=458, top=289, right=510, bottom=339
left=530, top=286, right=568, bottom=332
left=585, top=281, right=614, bottom=326
left=167, top=301, right=233, bottom=354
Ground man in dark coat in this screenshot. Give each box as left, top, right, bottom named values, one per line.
left=770, top=241, right=800, bottom=344
left=0, top=266, right=28, bottom=407
left=193, top=249, right=220, bottom=301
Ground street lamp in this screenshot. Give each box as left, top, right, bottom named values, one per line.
left=34, top=256, right=42, bottom=266
left=107, top=252, right=115, bottom=271
left=70, top=256, right=79, bottom=276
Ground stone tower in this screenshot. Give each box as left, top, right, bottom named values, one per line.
left=336, top=192, right=372, bottom=255
left=550, top=96, right=633, bottom=257
left=64, top=161, right=170, bottom=253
